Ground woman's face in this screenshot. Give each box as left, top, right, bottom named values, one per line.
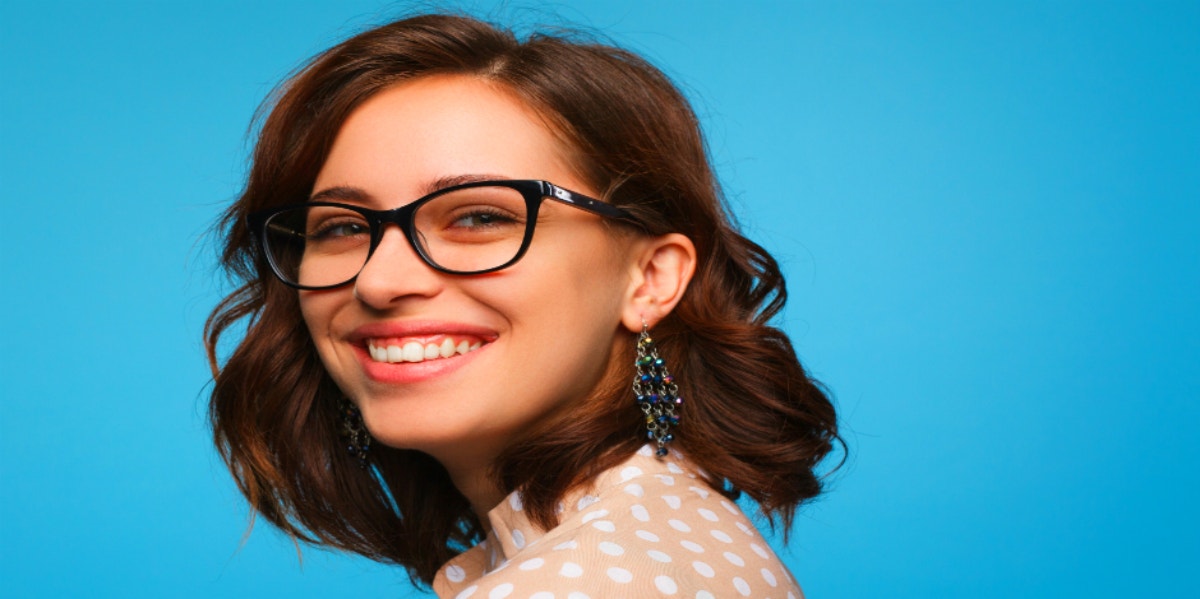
left=299, top=75, right=639, bottom=472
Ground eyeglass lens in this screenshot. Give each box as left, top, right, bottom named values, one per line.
left=262, top=185, right=530, bottom=287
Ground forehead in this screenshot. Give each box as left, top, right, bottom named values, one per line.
left=315, top=74, right=581, bottom=202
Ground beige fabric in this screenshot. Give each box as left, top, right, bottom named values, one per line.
left=432, top=445, right=805, bottom=598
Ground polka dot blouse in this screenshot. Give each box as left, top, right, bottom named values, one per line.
left=432, top=445, right=805, bottom=598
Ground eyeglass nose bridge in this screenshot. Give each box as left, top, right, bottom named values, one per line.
left=360, top=200, right=438, bottom=274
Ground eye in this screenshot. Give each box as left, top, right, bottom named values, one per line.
left=449, top=209, right=519, bottom=229
left=308, top=216, right=369, bottom=239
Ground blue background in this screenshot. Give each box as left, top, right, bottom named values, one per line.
left=2, top=1, right=1197, bottom=597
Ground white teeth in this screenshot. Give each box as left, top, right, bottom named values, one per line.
left=369, top=337, right=485, bottom=364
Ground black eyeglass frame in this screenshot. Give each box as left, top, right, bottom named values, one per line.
left=248, top=179, right=638, bottom=290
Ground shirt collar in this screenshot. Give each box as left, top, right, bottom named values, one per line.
left=435, top=445, right=690, bottom=584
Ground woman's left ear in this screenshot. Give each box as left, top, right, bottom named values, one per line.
left=622, top=233, right=697, bottom=332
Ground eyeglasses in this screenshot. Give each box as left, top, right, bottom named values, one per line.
left=249, top=179, right=636, bottom=290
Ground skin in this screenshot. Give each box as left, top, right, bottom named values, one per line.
left=299, top=75, right=695, bottom=521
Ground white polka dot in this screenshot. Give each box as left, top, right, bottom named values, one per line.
left=688, top=486, right=711, bottom=499
left=635, top=530, right=660, bottom=542
left=681, top=540, right=704, bottom=553
left=668, top=519, right=691, bottom=532
left=553, top=540, right=578, bottom=551
left=529, top=593, right=554, bottom=599
left=724, top=551, right=745, bottom=566
left=554, top=502, right=565, bottom=514
left=662, top=495, right=682, bottom=509
left=620, top=466, right=644, bottom=481
left=667, top=461, right=684, bottom=474
left=508, top=493, right=523, bottom=511
left=692, top=561, right=715, bottom=578
left=697, top=508, right=718, bottom=521
left=581, top=509, right=609, bottom=523
left=711, top=530, right=733, bottom=543
left=591, top=520, right=616, bottom=532
left=445, top=565, right=466, bottom=582
left=655, top=474, right=676, bottom=486
left=518, top=557, right=545, bottom=571
left=598, top=541, right=625, bottom=556
left=736, top=521, right=753, bottom=535
left=750, top=542, right=770, bottom=559
left=721, top=500, right=739, bottom=515
left=631, top=504, right=650, bottom=522
left=607, top=567, right=634, bottom=583
left=637, top=445, right=654, bottom=456
left=568, top=594, right=592, bottom=599
left=576, top=495, right=599, bottom=511
left=647, top=549, right=671, bottom=562
left=762, top=567, right=778, bottom=587
left=454, top=585, right=478, bottom=599
left=488, top=583, right=514, bottom=599
left=655, top=575, right=679, bottom=594
left=696, top=592, right=715, bottom=599
left=733, top=577, right=751, bottom=596
left=511, top=529, right=526, bottom=549
left=559, top=562, right=583, bottom=578
left=787, top=592, right=797, bottom=599
left=623, top=483, right=645, bottom=497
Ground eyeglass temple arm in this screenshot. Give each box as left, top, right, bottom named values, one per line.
left=246, top=213, right=303, bottom=244
left=541, top=181, right=635, bottom=220
left=265, top=221, right=305, bottom=239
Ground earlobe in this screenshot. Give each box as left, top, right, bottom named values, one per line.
left=622, top=233, right=697, bottom=332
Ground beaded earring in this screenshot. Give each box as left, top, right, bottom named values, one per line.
left=633, top=322, right=682, bottom=458
left=338, top=397, right=371, bottom=469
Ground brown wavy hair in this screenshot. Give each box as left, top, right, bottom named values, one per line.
left=206, top=13, right=841, bottom=586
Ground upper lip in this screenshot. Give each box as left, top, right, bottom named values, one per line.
left=348, top=320, right=499, bottom=345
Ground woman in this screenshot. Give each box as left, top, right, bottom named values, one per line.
left=206, top=13, right=839, bottom=598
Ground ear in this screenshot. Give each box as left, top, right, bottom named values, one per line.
left=622, top=233, right=697, bottom=332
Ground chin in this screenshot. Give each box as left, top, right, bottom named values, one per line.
left=361, top=404, right=485, bottom=453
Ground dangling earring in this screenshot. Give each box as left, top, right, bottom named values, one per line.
left=338, top=397, right=371, bottom=469
left=633, top=321, right=681, bottom=458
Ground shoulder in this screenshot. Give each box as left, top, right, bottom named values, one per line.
left=447, top=449, right=803, bottom=598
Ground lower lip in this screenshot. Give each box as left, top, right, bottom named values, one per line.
left=354, top=343, right=487, bottom=384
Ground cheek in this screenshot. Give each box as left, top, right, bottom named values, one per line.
left=505, top=236, right=630, bottom=327
left=297, top=291, right=341, bottom=361
left=496, top=237, right=632, bottom=375
left=297, top=292, right=325, bottom=335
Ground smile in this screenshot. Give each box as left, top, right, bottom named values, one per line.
left=366, top=336, right=485, bottom=364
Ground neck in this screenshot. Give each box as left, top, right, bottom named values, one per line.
left=455, top=470, right=505, bottom=528
left=427, top=444, right=507, bottom=529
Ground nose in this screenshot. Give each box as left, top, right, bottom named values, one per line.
left=352, top=226, right=443, bottom=308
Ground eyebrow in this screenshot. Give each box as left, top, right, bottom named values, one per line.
left=423, top=173, right=509, bottom=195
left=309, top=186, right=367, bottom=203
left=308, top=173, right=512, bottom=205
